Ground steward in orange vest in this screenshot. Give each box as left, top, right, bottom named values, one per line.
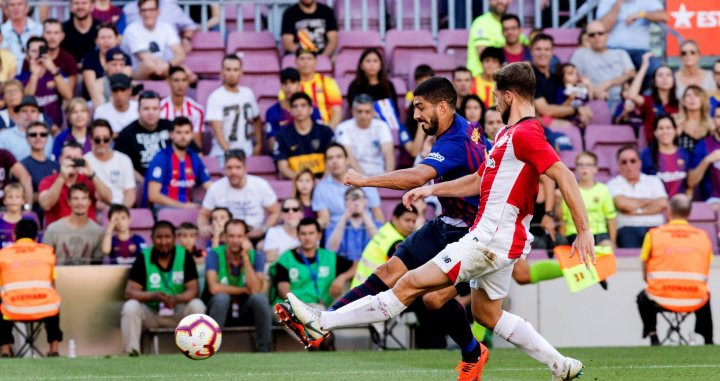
left=0, top=219, right=63, bottom=357
left=636, top=194, right=713, bottom=346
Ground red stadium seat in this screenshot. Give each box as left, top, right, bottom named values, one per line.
left=129, top=208, right=154, bottom=242
left=184, top=51, right=225, bottom=77
left=201, top=155, right=223, bottom=179
left=191, top=31, right=224, bottom=52
left=554, top=46, right=578, bottom=63
left=407, top=53, right=456, bottom=88
left=226, top=31, right=277, bottom=55
left=336, top=30, right=383, bottom=56
left=335, top=0, right=382, bottom=31
left=157, top=208, right=200, bottom=226
left=334, top=51, right=363, bottom=80
left=589, top=100, right=612, bottom=125
left=547, top=124, right=583, bottom=152
left=267, top=179, right=293, bottom=200
left=543, top=28, right=581, bottom=46
left=584, top=124, right=636, bottom=175
left=378, top=188, right=405, bottom=200
left=139, top=81, right=170, bottom=98
left=246, top=155, right=277, bottom=180
left=385, top=29, right=435, bottom=79
left=689, top=202, right=718, bottom=253
left=437, top=29, right=469, bottom=55
left=195, top=80, right=222, bottom=109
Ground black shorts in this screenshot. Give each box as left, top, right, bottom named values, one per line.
left=393, top=217, right=469, bottom=271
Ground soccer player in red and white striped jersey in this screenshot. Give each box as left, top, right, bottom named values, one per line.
left=160, top=66, right=204, bottom=148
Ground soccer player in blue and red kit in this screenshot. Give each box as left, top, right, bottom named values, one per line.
left=145, top=117, right=211, bottom=210
left=277, top=77, right=489, bottom=379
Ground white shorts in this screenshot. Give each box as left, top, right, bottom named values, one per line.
left=431, top=230, right=520, bottom=300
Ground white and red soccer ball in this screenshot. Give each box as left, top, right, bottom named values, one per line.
left=175, top=314, right=222, bottom=360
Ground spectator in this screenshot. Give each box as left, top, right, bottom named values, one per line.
left=0, top=80, right=25, bottom=129
left=0, top=219, right=62, bottom=357
left=121, top=0, right=197, bottom=50
left=17, top=36, right=73, bottom=125
left=452, top=67, right=474, bottom=109
left=640, top=116, right=690, bottom=197
left=263, top=198, right=302, bottom=263
left=84, top=119, right=136, bottom=208
left=198, top=150, right=280, bottom=240
left=400, top=65, right=433, bottom=163
left=0, top=143, right=32, bottom=208
left=82, top=23, right=130, bottom=105
left=93, top=0, right=123, bottom=24
left=265, top=68, right=322, bottom=151
left=38, top=141, right=113, bottom=226
left=351, top=203, right=418, bottom=287
left=122, top=0, right=190, bottom=80
left=207, top=207, right=231, bottom=250
left=674, top=40, right=715, bottom=98
left=102, top=204, right=146, bottom=265
left=160, top=66, right=204, bottom=148
left=676, top=86, right=711, bottom=153
left=0, top=0, right=42, bottom=73
left=0, top=95, right=54, bottom=161
left=459, top=94, right=487, bottom=127
left=312, top=143, right=383, bottom=230
left=0, top=183, right=37, bottom=248
left=61, top=0, right=100, bottom=64
left=326, top=187, right=380, bottom=261
left=347, top=48, right=399, bottom=124
left=281, top=0, right=338, bottom=57
left=0, top=36, right=18, bottom=81
left=42, top=183, right=105, bottom=265
left=466, top=0, right=510, bottom=76
left=336, top=94, right=394, bottom=176
left=688, top=105, right=720, bottom=204
left=114, top=90, right=173, bottom=179
left=41, top=19, right=79, bottom=92
left=556, top=63, right=591, bottom=114
left=501, top=14, right=531, bottom=63
left=614, top=78, right=647, bottom=137
left=711, top=60, right=720, bottom=116
left=274, top=92, right=334, bottom=179
left=294, top=49, right=342, bottom=128
left=206, top=55, right=263, bottom=161
left=474, top=47, right=503, bottom=109
left=145, top=117, right=211, bottom=210
left=293, top=169, right=316, bottom=219
left=596, top=0, right=665, bottom=88
left=607, top=145, right=668, bottom=248
left=560, top=151, right=617, bottom=247
left=626, top=53, right=680, bottom=144
left=636, top=194, right=714, bottom=346
left=20, top=121, right=57, bottom=211
left=93, top=73, right=139, bottom=133
left=204, top=219, right=271, bottom=352
left=570, top=21, right=636, bottom=111
left=189, top=4, right=221, bottom=32
left=52, top=98, right=93, bottom=159
left=483, top=106, right=503, bottom=142
left=531, top=34, right=593, bottom=127
left=272, top=217, right=355, bottom=308
left=177, top=223, right=205, bottom=285
left=121, top=221, right=206, bottom=356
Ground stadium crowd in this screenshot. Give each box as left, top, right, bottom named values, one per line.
left=0, top=0, right=717, bottom=358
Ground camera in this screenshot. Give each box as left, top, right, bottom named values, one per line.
left=72, top=158, right=85, bottom=167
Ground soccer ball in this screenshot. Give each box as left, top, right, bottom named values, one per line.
left=175, top=314, right=222, bottom=360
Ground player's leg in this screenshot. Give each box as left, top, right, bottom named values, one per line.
left=330, top=256, right=408, bottom=311
left=512, top=258, right=563, bottom=285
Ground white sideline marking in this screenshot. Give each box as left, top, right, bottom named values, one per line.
left=6, top=364, right=720, bottom=380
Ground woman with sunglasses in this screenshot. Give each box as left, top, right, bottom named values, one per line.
left=676, top=85, right=712, bottom=153
left=640, top=116, right=690, bottom=197
left=84, top=119, right=137, bottom=208
left=52, top=98, right=92, bottom=159
left=675, top=40, right=715, bottom=98
left=261, top=198, right=302, bottom=264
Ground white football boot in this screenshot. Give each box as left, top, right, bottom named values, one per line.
left=552, top=357, right=584, bottom=381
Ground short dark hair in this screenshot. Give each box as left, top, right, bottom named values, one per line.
left=26, top=120, right=49, bottom=132
left=210, top=207, right=232, bottom=221
left=138, top=0, right=158, bottom=8
left=168, top=66, right=186, bottom=77
left=68, top=183, right=91, bottom=198
left=172, top=116, right=193, bottom=131
left=42, top=18, right=62, bottom=29
left=15, top=219, right=39, bottom=240
left=530, top=33, right=554, bottom=48
left=501, top=14, right=521, bottom=27
left=98, top=21, right=118, bottom=36
left=26, top=36, right=47, bottom=51
left=297, top=217, right=321, bottom=233
left=480, top=47, right=504, bottom=63
left=616, top=144, right=640, bottom=159
left=138, top=90, right=161, bottom=105
left=414, top=64, right=435, bottom=81
left=392, top=203, right=418, bottom=218
left=90, top=119, right=113, bottom=137
left=222, top=54, right=242, bottom=67
left=493, top=62, right=536, bottom=101
left=325, top=142, right=348, bottom=158
left=224, top=219, right=248, bottom=234
left=452, top=66, right=471, bottom=79
left=108, top=204, right=130, bottom=220
left=61, top=141, right=83, bottom=156
left=224, top=149, right=246, bottom=163
left=414, top=77, right=457, bottom=110
left=179, top=222, right=198, bottom=231
left=289, top=92, right=312, bottom=107
left=575, top=151, right=598, bottom=165
left=152, top=220, right=176, bottom=236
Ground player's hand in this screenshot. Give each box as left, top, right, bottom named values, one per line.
left=402, top=186, right=433, bottom=211
left=344, top=168, right=366, bottom=187
left=570, top=229, right=595, bottom=269
left=329, top=278, right=344, bottom=298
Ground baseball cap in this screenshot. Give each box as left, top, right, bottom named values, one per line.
left=105, top=47, right=130, bottom=63
left=280, top=68, right=300, bottom=82
left=14, top=95, right=42, bottom=113
left=109, top=74, right=132, bottom=90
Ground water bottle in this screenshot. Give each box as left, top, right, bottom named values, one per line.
left=68, top=339, right=77, bottom=358
left=231, top=302, right=240, bottom=319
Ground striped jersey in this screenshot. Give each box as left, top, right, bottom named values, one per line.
left=159, top=96, right=205, bottom=133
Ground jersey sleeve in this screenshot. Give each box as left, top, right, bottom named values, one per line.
left=512, top=123, right=560, bottom=174
left=419, top=139, right=464, bottom=178
left=194, top=155, right=212, bottom=185
left=145, top=154, right=166, bottom=184
left=205, top=249, right=219, bottom=272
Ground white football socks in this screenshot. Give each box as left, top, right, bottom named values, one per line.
left=320, top=290, right=407, bottom=330
left=493, top=311, right=566, bottom=373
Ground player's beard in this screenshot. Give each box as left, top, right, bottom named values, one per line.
left=420, top=112, right=440, bottom=136
left=173, top=142, right=189, bottom=152
left=501, top=106, right=511, bottom=125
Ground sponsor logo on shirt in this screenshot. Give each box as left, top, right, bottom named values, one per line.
left=426, top=152, right=445, bottom=162
left=471, top=128, right=481, bottom=144
left=486, top=157, right=496, bottom=169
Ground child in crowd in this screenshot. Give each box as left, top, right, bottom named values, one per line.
left=474, top=47, right=504, bottom=109
left=613, top=78, right=645, bottom=136
left=208, top=207, right=232, bottom=250
left=557, top=63, right=591, bottom=128
left=178, top=222, right=207, bottom=293
left=102, top=204, right=145, bottom=264
left=0, top=183, right=35, bottom=248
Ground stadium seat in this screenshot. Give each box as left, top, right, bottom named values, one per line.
left=336, top=30, right=383, bottom=56
left=559, top=150, right=578, bottom=170
left=547, top=124, right=583, bottom=152
left=381, top=199, right=398, bottom=220
left=543, top=28, right=581, bottom=46
left=407, top=53, right=456, bottom=88
left=378, top=188, right=405, bottom=200
left=139, top=81, right=170, bottom=98
left=334, top=51, right=363, bottom=81
left=584, top=124, right=636, bottom=175
left=195, top=79, right=222, bottom=109
left=385, top=29, right=435, bottom=79
left=266, top=179, right=293, bottom=200
left=224, top=3, right=267, bottom=32
left=129, top=208, right=154, bottom=242
left=246, top=155, right=277, bottom=180
left=201, top=155, right=223, bottom=179
left=157, top=208, right=200, bottom=226
left=554, top=46, right=578, bottom=63
left=281, top=54, right=333, bottom=76
left=589, top=100, right=612, bottom=125
left=336, top=76, right=353, bottom=97
left=688, top=202, right=718, bottom=253
left=184, top=51, right=225, bottom=77
left=388, top=0, right=432, bottom=30
left=437, top=29, right=469, bottom=57
left=191, top=31, right=224, bottom=53
left=225, top=31, right=277, bottom=55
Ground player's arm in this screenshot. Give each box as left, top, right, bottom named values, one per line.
left=206, top=270, right=249, bottom=295
left=346, top=164, right=438, bottom=190
left=430, top=172, right=482, bottom=198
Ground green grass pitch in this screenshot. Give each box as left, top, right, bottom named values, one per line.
left=1, top=346, right=719, bottom=380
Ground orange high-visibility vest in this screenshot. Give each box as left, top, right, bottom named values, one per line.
left=645, top=224, right=711, bottom=313
left=0, top=239, right=60, bottom=320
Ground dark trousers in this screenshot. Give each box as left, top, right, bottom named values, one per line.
left=0, top=311, right=63, bottom=346
left=636, top=290, right=714, bottom=344
left=617, top=226, right=651, bottom=248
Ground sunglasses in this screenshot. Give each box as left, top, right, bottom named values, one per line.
left=587, top=31, right=605, bottom=38
left=620, top=158, right=638, bottom=165
left=93, top=137, right=112, bottom=144
left=27, top=132, right=48, bottom=138
left=680, top=50, right=697, bottom=56
left=282, top=207, right=301, bottom=213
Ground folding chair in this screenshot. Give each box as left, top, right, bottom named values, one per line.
left=13, top=321, right=44, bottom=357
left=659, top=311, right=691, bottom=345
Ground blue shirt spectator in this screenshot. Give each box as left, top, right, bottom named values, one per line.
left=265, top=102, right=322, bottom=142
left=331, top=219, right=382, bottom=261
left=144, top=145, right=211, bottom=207
left=0, top=14, right=42, bottom=74
left=0, top=125, right=54, bottom=161
left=312, top=175, right=381, bottom=232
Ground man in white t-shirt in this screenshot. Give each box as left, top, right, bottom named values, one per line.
left=335, top=94, right=395, bottom=176
left=93, top=74, right=139, bottom=133
left=198, top=150, right=280, bottom=240
left=84, top=119, right=137, bottom=208
left=122, top=0, right=192, bottom=80
left=205, top=54, right=263, bottom=162
left=160, top=66, right=204, bottom=147
left=607, top=145, right=668, bottom=248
